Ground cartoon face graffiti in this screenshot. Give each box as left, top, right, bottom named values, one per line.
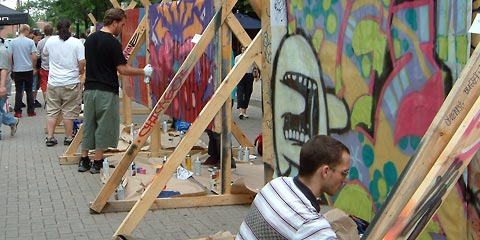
left=272, top=33, right=349, bottom=176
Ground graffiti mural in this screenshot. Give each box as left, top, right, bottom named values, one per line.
left=270, top=0, right=472, bottom=238
left=148, top=0, right=215, bottom=123
left=122, top=8, right=149, bottom=107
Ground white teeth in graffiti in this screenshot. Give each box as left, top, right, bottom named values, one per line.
left=300, top=132, right=305, bottom=142
left=304, top=135, right=310, bottom=142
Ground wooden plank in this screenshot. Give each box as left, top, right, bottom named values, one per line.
left=90, top=0, right=239, bottom=215
left=126, top=1, right=137, bottom=9
left=220, top=16, right=233, bottom=194
left=63, top=124, right=83, bottom=157
left=88, top=13, right=96, bottom=25
left=97, top=194, right=254, bottom=213
left=385, top=95, right=480, bottom=239
left=231, top=121, right=253, bottom=147
left=260, top=0, right=273, bottom=181
left=225, top=12, right=262, bottom=67
left=119, top=107, right=151, bottom=115
left=113, top=31, right=261, bottom=237
left=364, top=45, right=480, bottom=239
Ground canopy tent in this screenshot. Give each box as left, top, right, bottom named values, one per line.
left=234, top=12, right=260, bottom=29
left=0, top=4, right=28, bottom=26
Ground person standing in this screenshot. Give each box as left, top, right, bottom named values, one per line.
left=43, top=19, right=85, bottom=147
left=37, top=25, right=53, bottom=107
left=236, top=135, right=351, bottom=239
left=8, top=24, right=37, bottom=118
left=79, top=8, right=153, bottom=173
left=0, top=38, right=19, bottom=140
left=235, top=46, right=258, bottom=119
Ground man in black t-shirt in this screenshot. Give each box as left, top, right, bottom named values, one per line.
left=79, top=8, right=154, bottom=173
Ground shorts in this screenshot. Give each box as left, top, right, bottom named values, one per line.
left=81, top=89, right=120, bottom=151
left=46, top=83, right=82, bottom=119
left=39, top=68, right=48, bottom=92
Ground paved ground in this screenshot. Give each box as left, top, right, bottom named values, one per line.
left=0, top=83, right=263, bottom=240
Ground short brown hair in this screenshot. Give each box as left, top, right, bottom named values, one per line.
left=43, top=24, right=53, bottom=36
left=103, top=8, right=126, bottom=26
left=298, top=135, right=350, bottom=176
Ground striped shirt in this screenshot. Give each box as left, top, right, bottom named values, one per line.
left=236, top=177, right=337, bottom=240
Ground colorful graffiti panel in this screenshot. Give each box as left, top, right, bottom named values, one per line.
left=148, top=0, right=215, bottom=123
left=121, top=8, right=149, bottom=107
left=270, top=0, right=472, bottom=238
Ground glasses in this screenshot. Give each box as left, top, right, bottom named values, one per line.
left=332, top=167, right=350, bottom=178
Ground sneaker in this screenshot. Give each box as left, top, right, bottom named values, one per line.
left=10, top=118, right=19, bottom=136
left=239, top=113, right=244, bottom=119
left=45, top=137, right=58, bottom=147
left=34, top=100, right=42, bottom=108
left=90, top=160, right=104, bottom=174
left=64, top=137, right=74, bottom=146
left=243, top=114, right=249, bottom=118
left=14, top=112, right=22, bottom=118
left=78, top=156, right=91, bottom=172
left=28, top=112, right=36, bottom=117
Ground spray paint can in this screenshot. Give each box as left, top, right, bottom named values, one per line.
left=116, top=184, right=125, bottom=200
left=237, top=146, right=243, bottom=160
left=194, top=156, right=201, bottom=176
left=102, top=158, right=110, bottom=177
left=130, top=123, right=135, bottom=138
left=130, top=162, right=136, bottom=176
left=210, top=171, right=216, bottom=190
left=162, top=120, right=168, bottom=133
left=243, top=147, right=250, bottom=161
left=185, top=154, right=192, bottom=171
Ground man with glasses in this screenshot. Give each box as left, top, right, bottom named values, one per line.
left=236, top=135, right=350, bottom=239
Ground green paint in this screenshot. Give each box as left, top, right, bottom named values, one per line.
left=393, top=38, right=402, bottom=59
left=456, top=35, right=468, bottom=65
left=335, top=66, right=342, bottom=94
left=438, top=35, right=448, bottom=60
left=306, top=14, right=315, bottom=31
left=383, top=0, right=391, bottom=7
left=361, top=55, right=372, bottom=78
left=352, top=20, right=386, bottom=75
left=405, top=9, right=418, bottom=31
left=326, top=11, right=337, bottom=35
left=334, top=185, right=375, bottom=221
left=350, top=167, right=359, bottom=180
left=312, top=29, right=324, bottom=52
left=322, top=0, right=331, bottom=11
left=351, top=96, right=373, bottom=129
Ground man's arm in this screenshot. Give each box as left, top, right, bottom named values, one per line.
left=31, top=52, right=37, bottom=73
left=78, top=59, right=86, bottom=75
left=117, top=64, right=144, bottom=76
left=0, top=68, right=7, bottom=97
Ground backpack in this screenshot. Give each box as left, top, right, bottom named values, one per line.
left=254, top=133, right=263, bottom=156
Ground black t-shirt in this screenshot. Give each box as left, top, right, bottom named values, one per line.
left=84, top=31, right=127, bottom=94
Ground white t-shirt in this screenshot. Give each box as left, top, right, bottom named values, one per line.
left=43, top=35, right=85, bottom=86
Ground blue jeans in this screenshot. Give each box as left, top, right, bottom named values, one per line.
left=0, top=95, right=16, bottom=136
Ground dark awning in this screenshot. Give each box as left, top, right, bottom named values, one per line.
left=234, top=13, right=261, bottom=29
left=0, top=4, right=28, bottom=26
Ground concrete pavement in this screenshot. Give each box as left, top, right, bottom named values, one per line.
left=0, top=89, right=264, bottom=239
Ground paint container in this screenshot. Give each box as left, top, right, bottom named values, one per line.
left=162, top=120, right=168, bottom=133
left=194, top=156, right=201, bottom=176
left=185, top=154, right=192, bottom=171
left=237, top=146, right=243, bottom=160
left=136, top=167, right=142, bottom=174
left=102, top=158, right=110, bottom=178
left=116, top=184, right=125, bottom=200
left=243, top=147, right=250, bottom=161
left=130, top=162, right=136, bottom=176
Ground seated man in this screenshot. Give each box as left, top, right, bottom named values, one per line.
left=236, top=135, right=350, bottom=239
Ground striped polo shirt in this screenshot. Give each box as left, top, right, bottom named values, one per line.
left=236, top=177, right=337, bottom=239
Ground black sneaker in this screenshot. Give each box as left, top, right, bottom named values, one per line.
left=34, top=100, right=42, bottom=108
left=90, top=160, right=104, bottom=174
left=45, top=137, right=58, bottom=147
left=78, top=156, right=91, bottom=172
left=64, top=137, right=74, bottom=146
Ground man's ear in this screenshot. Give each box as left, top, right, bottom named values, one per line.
left=318, top=165, right=329, bottom=178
